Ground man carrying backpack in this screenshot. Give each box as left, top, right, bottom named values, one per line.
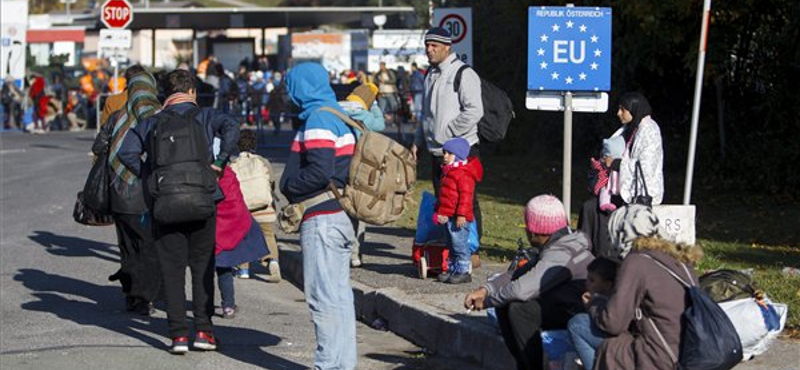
left=118, top=69, right=239, bottom=354
left=279, top=62, right=358, bottom=370
left=412, top=27, right=485, bottom=247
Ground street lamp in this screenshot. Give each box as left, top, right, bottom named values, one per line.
left=373, top=14, right=387, bottom=30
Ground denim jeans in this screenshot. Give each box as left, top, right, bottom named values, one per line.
left=567, top=313, right=606, bottom=370
left=216, top=267, right=235, bottom=309
left=446, top=219, right=472, bottom=274
left=300, top=211, right=357, bottom=370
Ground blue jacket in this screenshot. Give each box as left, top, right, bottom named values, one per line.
left=279, top=63, right=355, bottom=218
left=118, top=102, right=239, bottom=186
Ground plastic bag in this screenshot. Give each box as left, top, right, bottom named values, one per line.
left=82, top=154, right=110, bottom=213
left=415, top=191, right=479, bottom=252
left=719, top=297, right=788, bottom=360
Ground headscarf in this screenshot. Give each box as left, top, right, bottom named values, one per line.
left=618, top=92, right=652, bottom=146
left=607, top=204, right=662, bottom=259
left=108, top=72, right=161, bottom=184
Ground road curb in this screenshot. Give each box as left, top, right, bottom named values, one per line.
left=278, top=245, right=515, bottom=370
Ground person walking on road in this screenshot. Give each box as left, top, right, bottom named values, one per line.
left=280, top=62, right=358, bottom=370
left=463, top=195, right=594, bottom=370
left=412, top=27, right=485, bottom=248
left=119, top=69, right=239, bottom=354
left=92, top=67, right=162, bottom=316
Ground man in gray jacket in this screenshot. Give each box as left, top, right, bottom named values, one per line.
left=464, top=195, right=594, bottom=370
left=412, top=27, right=485, bottom=241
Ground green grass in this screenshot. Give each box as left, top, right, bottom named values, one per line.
left=395, top=151, right=800, bottom=333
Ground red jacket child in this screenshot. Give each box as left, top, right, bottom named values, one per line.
left=434, top=137, right=484, bottom=223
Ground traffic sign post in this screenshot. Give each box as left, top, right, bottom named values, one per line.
left=101, top=0, right=133, bottom=29
left=432, top=8, right=473, bottom=66
left=527, top=5, right=612, bottom=215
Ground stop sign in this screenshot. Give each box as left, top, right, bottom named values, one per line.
left=101, top=0, right=133, bottom=29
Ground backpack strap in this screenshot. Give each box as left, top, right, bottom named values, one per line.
left=318, top=106, right=365, bottom=133
left=640, top=254, right=694, bottom=288
left=453, top=64, right=471, bottom=93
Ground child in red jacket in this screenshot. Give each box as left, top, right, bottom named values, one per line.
left=434, top=137, right=483, bottom=284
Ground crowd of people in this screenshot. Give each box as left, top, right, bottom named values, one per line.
left=73, top=24, right=723, bottom=370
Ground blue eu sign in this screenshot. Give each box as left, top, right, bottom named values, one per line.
left=528, top=6, right=612, bottom=92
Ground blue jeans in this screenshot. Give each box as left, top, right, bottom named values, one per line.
left=216, top=267, right=235, bottom=309
left=568, top=313, right=606, bottom=370
left=446, top=219, right=471, bottom=274
left=300, top=211, right=357, bottom=370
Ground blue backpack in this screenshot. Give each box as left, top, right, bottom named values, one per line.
left=640, top=255, right=743, bottom=370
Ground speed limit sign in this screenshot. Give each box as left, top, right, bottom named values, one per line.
left=433, top=8, right=473, bottom=65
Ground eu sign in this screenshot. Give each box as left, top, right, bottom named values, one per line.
left=527, top=6, right=612, bottom=92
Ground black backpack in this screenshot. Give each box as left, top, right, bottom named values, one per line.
left=147, top=108, right=217, bottom=225
left=641, top=255, right=743, bottom=370
left=454, top=65, right=515, bottom=143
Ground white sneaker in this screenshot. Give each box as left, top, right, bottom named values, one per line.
left=266, top=260, right=282, bottom=283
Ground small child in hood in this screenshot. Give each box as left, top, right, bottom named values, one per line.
left=434, top=137, right=484, bottom=284
left=338, top=83, right=385, bottom=133
left=590, top=134, right=625, bottom=212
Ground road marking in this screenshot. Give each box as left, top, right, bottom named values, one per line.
left=0, top=149, right=27, bottom=155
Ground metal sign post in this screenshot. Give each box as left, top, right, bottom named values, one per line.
left=527, top=6, right=613, bottom=216
left=683, top=0, right=712, bottom=205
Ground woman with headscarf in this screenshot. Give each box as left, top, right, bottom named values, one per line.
left=570, top=205, right=703, bottom=370
left=92, top=66, right=162, bottom=315
left=578, top=92, right=664, bottom=259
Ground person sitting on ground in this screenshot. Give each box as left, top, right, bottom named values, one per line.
left=583, top=205, right=703, bottom=370
left=567, top=257, right=617, bottom=370
left=434, top=137, right=483, bottom=284
left=229, top=129, right=282, bottom=283
left=338, top=82, right=385, bottom=268
left=463, top=195, right=594, bottom=370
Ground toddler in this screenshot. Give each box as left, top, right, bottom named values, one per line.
left=433, top=137, right=483, bottom=284
left=568, top=257, right=618, bottom=370
left=592, top=135, right=625, bottom=212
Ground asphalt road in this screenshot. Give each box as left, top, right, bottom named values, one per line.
left=0, top=130, right=445, bottom=370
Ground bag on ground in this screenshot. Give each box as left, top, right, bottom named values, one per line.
left=718, top=297, right=788, bottom=360
left=229, top=152, right=274, bottom=211
left=147, top=108, right=216, bottom=225
left=700, top=269, right=758, bottom=303
left=320, top=107, right=416, bottom=225
left=454, top=65, right=515, bottom=143
left=642, top=255, right=743, bottom=370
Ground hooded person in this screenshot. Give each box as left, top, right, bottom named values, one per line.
left=463, top=195, right=594, bottom=370
left=339, top=83, right=385, bottom=133
left=278, top=62, right=359, bottom=370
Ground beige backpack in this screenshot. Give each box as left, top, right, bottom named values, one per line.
left=229, top=152, right=273, bottom=211
left=319, top=107, right=416, bottom=225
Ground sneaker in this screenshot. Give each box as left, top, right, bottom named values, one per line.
left=170, top=336, right=189, bottom=354
left=445, top=273, right=472, bottom=284
left=266, top=260, right=282, bottom=283
left=222, top=305, right=237, bottom=319
left=235, top=268, right=250, bottom=279
left=437, top=271, right=452, bottom=283
left=193, top=331, right=217, bottom=351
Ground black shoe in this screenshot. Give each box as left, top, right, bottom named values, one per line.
left=134, top=301, right=155, bottom=316
left=445, top=273, right=472, bottom=284
left=437, top=272, right=453, bottom=283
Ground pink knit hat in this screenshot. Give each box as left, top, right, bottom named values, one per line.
left=524, top=195, right=568, bottom=234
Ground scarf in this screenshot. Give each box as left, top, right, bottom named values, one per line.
left=108, top=73, right=160, bottom=185
left=441, top=158, right=468, bottom=177
left=163, top=92, right=196, bottom=108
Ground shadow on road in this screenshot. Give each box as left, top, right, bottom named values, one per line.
left=13, top=269, right=307, bottom=369
left=29, top=230, right=120, bottom=264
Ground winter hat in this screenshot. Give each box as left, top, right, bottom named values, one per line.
left=602, top=135, right=625, bottom=159
left=607, top=204, right=661, bottom=259
left=442, top=137, right=470, bottom=161
left=346, top=83, right=378, bottom=110
left=524, top=195, right=568, bottom=235
left=425, top=27, right=452, bottom=45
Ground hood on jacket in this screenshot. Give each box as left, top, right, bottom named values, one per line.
left=632, top=236, right=703, bottom=265
left=464, top=156, right=484, bottom=183
left=285, top=63, right=344, bottom=121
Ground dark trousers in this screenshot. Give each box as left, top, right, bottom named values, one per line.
left=216, top=267, right=235, bottom=309
left=112, top=214, right=161, bottom=303
left=154, top=215, right=216, bottom=338
left=431, top=145, right=482, bottom=240
left=496, top=299, right=574, bottom=370
left=578, top=197, right=611, bottom=258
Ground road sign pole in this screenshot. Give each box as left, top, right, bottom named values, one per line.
left=683, top=0, right=712, bottom=205
left=563, top=91, right=573, bottom=216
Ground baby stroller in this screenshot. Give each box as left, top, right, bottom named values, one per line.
left=413, top=191, right=478, bottom=279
